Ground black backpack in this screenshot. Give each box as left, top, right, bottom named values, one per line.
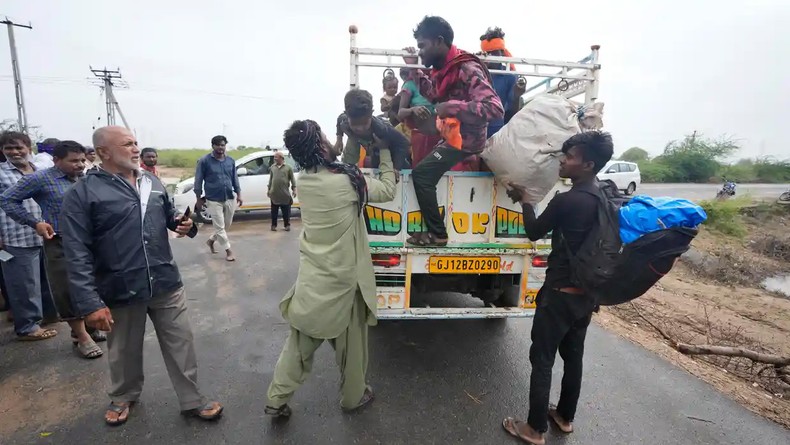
left=566, top=181, right=698, bottom=306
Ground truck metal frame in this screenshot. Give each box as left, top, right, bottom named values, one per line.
left=348, top=25, right=601, bottom=319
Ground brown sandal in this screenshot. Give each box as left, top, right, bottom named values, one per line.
left=548, top=406, right=574, bottom=433
left=17, top=328, right=57, bottom=341
left=182, top=401, right=224, bottom=420
left=502, top=417, right=545, bottom=445
left=105, top=401, right=133, bottom=426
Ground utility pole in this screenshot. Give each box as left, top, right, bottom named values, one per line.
left=89, top=67, right=130, bottom=129
left=2, top=17, right=32, bottom=133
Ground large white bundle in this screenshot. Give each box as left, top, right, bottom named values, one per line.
left=481, top=94, right=603, bottom=205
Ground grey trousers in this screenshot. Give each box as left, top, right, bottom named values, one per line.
left=106, top=287, right=205, bottom=411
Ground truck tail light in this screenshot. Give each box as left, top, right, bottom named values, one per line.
left=531, top=255, right=548, bottom=268
left=372, top=254, right=401, bottom=268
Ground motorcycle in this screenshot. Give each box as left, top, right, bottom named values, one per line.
left=716, top=180, right=737, bottom=200
left=779, top=189, right=790, bottom=205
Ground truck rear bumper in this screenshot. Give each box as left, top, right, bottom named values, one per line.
left=377, top=307, right=535, bottom=320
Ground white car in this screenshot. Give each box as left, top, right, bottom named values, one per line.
left=597, top=160, right=641, bottom=195
left=172, top=149, right=300, bottom=223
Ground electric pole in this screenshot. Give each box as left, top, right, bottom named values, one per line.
left=89, top=67, right=130, bottom=129
left=2, top=17, right=32, bottom=133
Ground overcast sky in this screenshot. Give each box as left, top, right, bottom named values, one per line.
left=1, top=1, right=787, bottom=158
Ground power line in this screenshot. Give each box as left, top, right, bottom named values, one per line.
left=89, top=67, right=129, bottom=129
left=2, top=16, right=32, bottom=132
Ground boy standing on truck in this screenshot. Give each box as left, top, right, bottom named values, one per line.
left=501, top=131, right=614, bottom=445
left=404, top=16, right=504, bottom=246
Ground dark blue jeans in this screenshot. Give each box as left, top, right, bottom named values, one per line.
left=1, top=246, right=57, bottom=335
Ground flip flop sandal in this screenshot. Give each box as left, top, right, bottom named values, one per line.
left=76, top=341, right=104, bottom=359
left=424, top=233, right=448, bottom=247
left=264, top=404, right=292, bottom=418
left=406, top=233, right=430, bottom=246
left=343, top=387, right=375, bottom=413
left=17, top=328, right=58, bottom=341
left=105, top=402, right=133, bottom=426
left=72, top=330, right=108, bottom=344
left=182, top=401, right=224, bottom=420
left=502, top=417, right=545, bottom=445
left=548, top=405, right=574, bottom=433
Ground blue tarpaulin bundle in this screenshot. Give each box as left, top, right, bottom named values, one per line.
left=619, top=195, right=707, bottom=244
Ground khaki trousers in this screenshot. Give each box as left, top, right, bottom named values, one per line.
left=207, top=199, right=235, bottom=251
left=106, top=287, right=205, bottom=411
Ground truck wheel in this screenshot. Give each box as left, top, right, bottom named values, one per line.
left=493, top=286, right=520, bottom=308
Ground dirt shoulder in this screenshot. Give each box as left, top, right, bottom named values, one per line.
left=596, top=204, right=790, bottom=428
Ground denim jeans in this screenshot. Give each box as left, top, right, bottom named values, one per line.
left=1, top=245, right=57, bottom=335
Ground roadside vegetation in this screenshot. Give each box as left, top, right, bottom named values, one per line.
left=157, top=147, right=262, bottom=168
left=619, top=133, right=790, bottom=184
left=599, top=199, right=790, bottom=427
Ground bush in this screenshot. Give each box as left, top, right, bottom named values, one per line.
left=720, top=163, right=757, bottom=183
left=638, top=160, right=675, bottom=183
left=699, top=197, right=749, bottom=238
left=753, top=157, right=790, bottom=183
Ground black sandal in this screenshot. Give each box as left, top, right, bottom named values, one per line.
left=182, top=401, right=224, bottom=421
left=264, top=404, right=292, bottom=418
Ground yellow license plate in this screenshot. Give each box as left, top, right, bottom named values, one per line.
left=428, top=256, right=501, bottom=274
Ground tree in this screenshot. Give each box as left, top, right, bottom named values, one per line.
left=659, top=133, right=740, bottom=182
left=0, top=119, right=44, bottom=142
left=620, top=147, right=649, bottom=163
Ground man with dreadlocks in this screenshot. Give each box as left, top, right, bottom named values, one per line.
left=265, top=119, right=397, bottom=418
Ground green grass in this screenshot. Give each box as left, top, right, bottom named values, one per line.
left=157, top=148, right=262, bottom=168
left=699, top=196, right=750, bottom=238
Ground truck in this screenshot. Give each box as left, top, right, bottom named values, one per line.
left=348, top=26, right=602, bottom=320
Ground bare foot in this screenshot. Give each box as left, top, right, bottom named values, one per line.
left=502, top=417, right=545, bottom=445
left=549, top=407, right=573, bottom=433
left=206, top=239, right=216, bottom=254
left=226, top=250, right=235, bottom=262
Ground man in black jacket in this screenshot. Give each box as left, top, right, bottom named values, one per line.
left=60, top=126, right=223, bottom=426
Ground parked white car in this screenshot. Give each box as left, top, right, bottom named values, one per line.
left=172, top=149, right=300, bottom=223
left=597, top=160, right=641, bottom=195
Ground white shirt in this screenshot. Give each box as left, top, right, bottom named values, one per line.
left=31, top=152, right=54, bottom=170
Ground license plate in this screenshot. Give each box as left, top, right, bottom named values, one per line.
left=428, top=256, right=501, bottom=274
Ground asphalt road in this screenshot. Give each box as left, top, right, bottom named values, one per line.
left=0, top=218, right=788, bottom=444
left=637, top=183, right=788, bottom=201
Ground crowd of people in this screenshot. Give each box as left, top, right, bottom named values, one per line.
left=0, top=15, right=614, bottom=445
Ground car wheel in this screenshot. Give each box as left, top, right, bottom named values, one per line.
left=626, top=182, right=636, bottom=196
left=194, top=202, right=212, bottom=224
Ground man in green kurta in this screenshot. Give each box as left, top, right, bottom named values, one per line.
left=265, top=119, right=397, bottom=417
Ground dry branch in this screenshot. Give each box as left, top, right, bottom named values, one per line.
left=676, top=344, right=790, bottom=366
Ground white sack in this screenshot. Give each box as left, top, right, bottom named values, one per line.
left=481, top=94, right=603, bottom=205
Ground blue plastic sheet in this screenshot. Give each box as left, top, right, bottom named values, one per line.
left=619, top=195, right=707, bottom=244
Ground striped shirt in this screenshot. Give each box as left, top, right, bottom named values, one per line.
left=0, top=166, right=78, bottom=233
left=0, top=162, right=42, bottom=248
